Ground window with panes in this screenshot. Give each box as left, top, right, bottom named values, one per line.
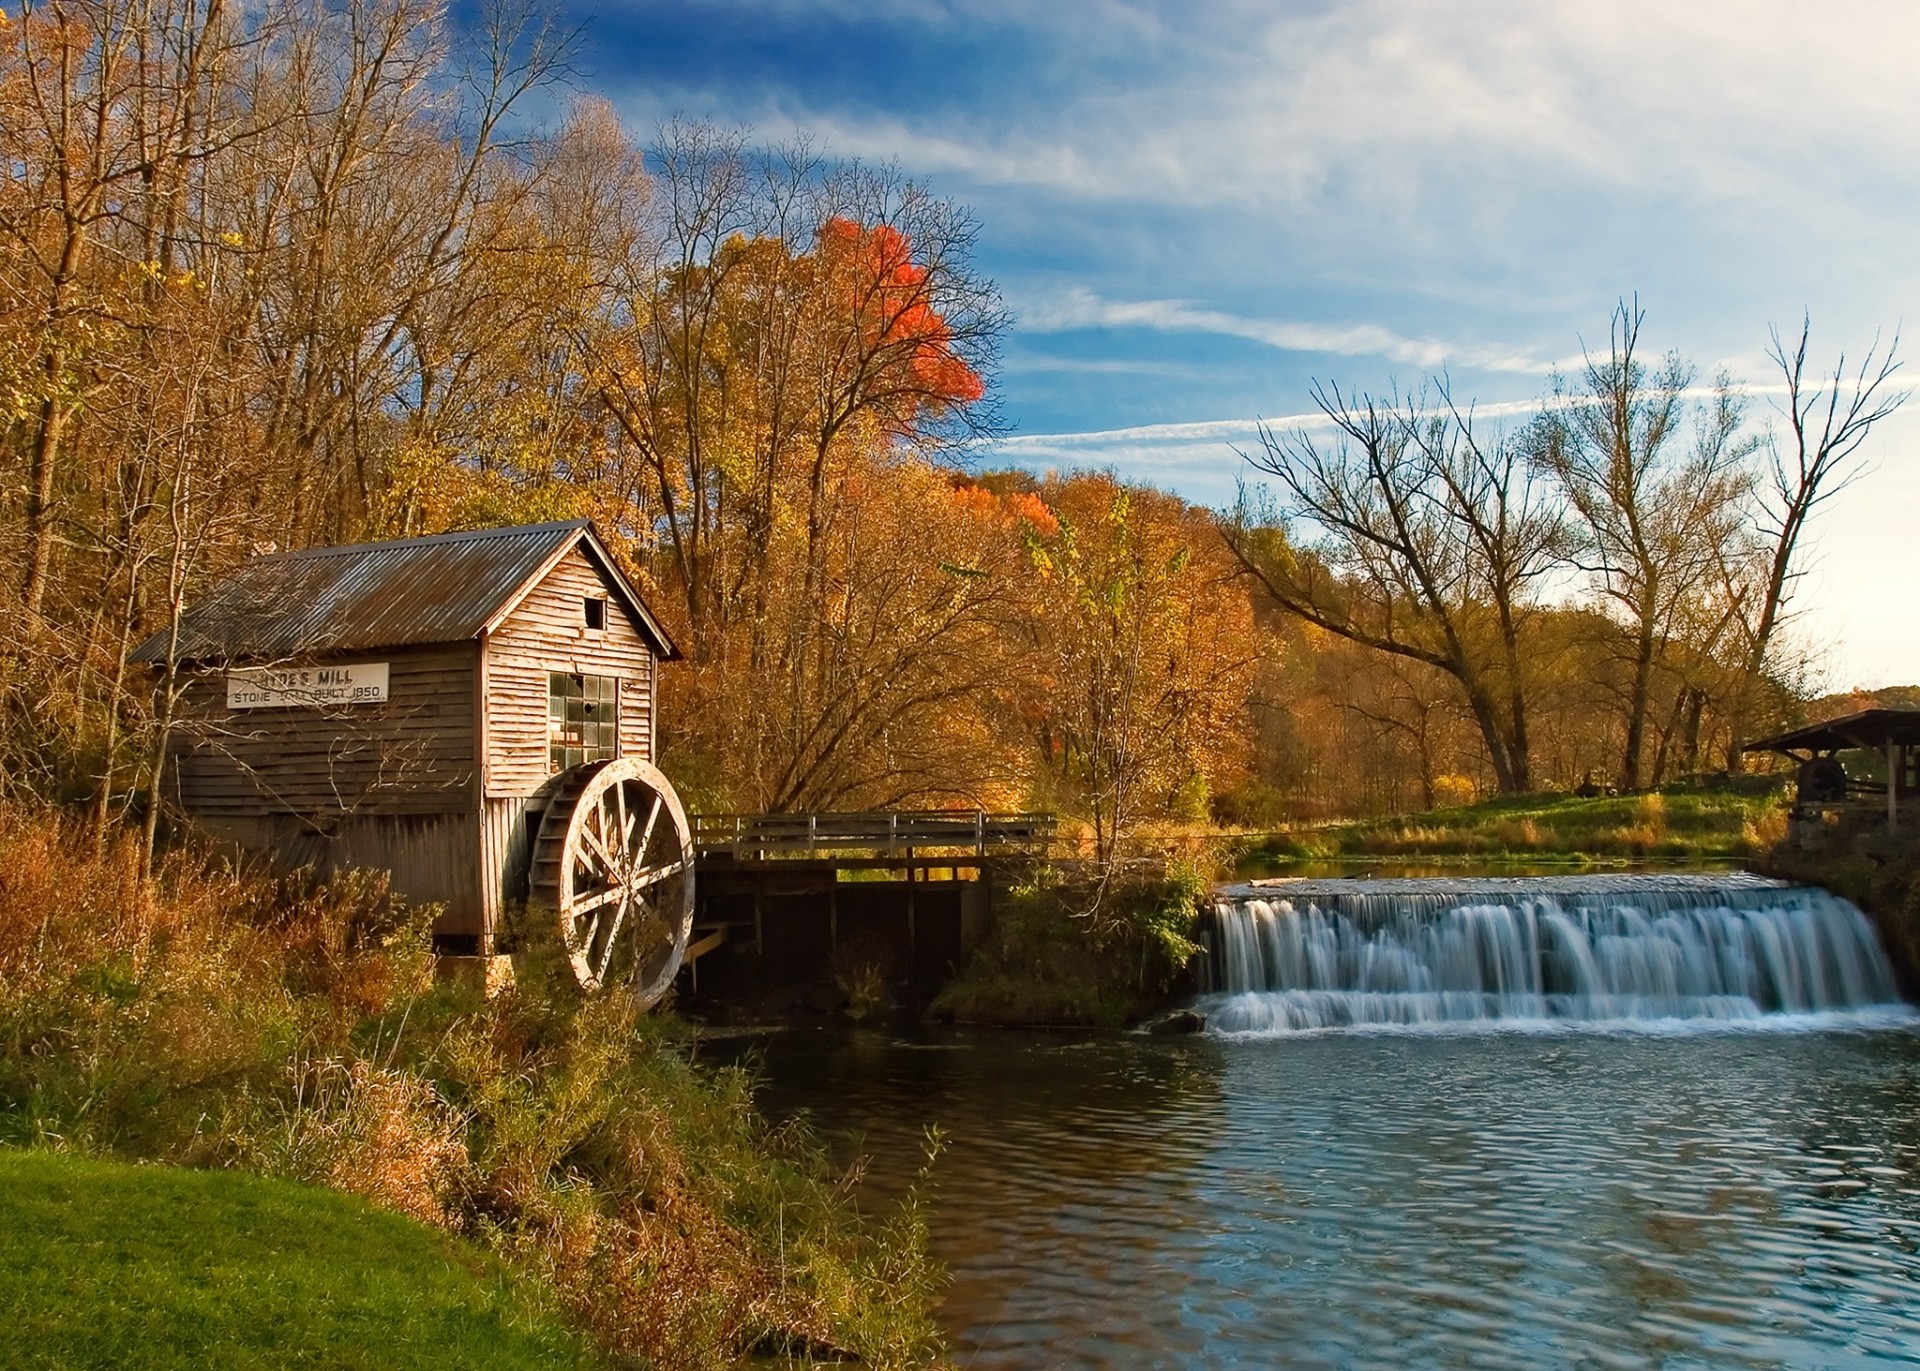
left=548, top=672, right=618, bottom=772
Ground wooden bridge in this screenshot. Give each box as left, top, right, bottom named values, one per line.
left=693, top=810, right=1055, bottom=867
left=681, top=810, right=1055, bottom=1002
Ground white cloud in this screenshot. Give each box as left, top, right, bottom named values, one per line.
left=642, top=3, right=1920, bottom=222
left=1019, top=287, right=1562, bottom=373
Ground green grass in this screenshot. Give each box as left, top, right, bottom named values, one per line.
left=1238, top=781, right=1790, bottom=869
left=0, top=1149, right=600, bottom=1370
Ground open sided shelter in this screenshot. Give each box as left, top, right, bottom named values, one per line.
left=1746, top=708, right=1920, bottom=832
left=132, top=520, right=695, bottom=1001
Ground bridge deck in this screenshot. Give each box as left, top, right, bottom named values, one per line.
left=693, top=810, right=1053, bottom=865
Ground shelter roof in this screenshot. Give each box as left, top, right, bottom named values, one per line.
left=1744, top=709, right=1920, bottom=756
left=129, top=520, right=679, bottom=664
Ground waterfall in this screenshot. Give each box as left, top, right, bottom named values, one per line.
left=1201, top=874, right=1907, bottom=1035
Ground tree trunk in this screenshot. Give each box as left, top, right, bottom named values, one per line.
left=22, top=366, right=70, bottom=614
left=1621, top=621, right=1655, bottom=790
left=1462, top=682, right=1519, bottom=796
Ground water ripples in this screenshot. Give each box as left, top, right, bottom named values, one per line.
left=743, top=1024, right=1920, bottom=1368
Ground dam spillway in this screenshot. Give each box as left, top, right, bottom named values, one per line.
left=1201, top=873, right=1908, bottom=1035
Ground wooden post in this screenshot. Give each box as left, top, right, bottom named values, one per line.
left=1889, top=737, right=1899, bottom=831
left=906, top=852, right=917, bottom=967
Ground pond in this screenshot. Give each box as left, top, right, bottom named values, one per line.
left=729, top=876, right=1920, bottom=1368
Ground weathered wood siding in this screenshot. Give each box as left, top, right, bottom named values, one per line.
left=483, top=546, right=658, bottom=799
left=478, top=788, right=562, bottom=936
left=192, top=811, right=483, bottom=938
left=169, top=642, right=479, bottom=818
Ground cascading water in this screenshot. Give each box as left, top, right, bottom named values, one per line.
left=1199, top=873, right=1909, bottom=1035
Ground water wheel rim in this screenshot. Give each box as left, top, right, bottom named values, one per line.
left=550, top=759, right=694, bottom=1003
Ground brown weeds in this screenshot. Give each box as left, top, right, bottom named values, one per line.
left=0, top=807, right=945, bottom=1368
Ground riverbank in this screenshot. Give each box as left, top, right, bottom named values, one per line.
left=930, top=865, right=1207, bottom=1029
left=0, top=810, right=943, bottom=1369
left=1236, top=781, right=1788, bottom=870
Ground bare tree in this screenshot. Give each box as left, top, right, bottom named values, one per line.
left=1530, top=300, right=1754, bottom=790
left=1225, top=382, right=1565, bottom=794
left=1722, top=317, right=1905, bottom=766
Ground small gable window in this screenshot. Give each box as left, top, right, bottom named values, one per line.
left=583, top=596, right=607, bottom=632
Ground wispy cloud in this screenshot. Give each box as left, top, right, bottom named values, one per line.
left=1019, top=288, right=1560, bottom=374
left=992, top=381, right=1819, bottom=465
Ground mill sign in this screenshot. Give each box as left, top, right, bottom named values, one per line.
left=227, top=661, right=390, bottom=710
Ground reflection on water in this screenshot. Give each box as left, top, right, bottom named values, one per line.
left=736, top=1025, right=1920, bottom=1369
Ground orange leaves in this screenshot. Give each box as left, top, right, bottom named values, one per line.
left=816, top=216, right=985, bottom=416
left=948, top=482, right=1062, bottom=540
left=1008, top=491, right=1059, bottom=537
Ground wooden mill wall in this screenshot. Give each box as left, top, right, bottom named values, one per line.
left=192, top=812, right=482, bottom=932
left=167, top=641, right=482, bottom=936
left=477, top=545, right=663, bottom=939
left=482, top=545, right=657, bottom=798
left=169, top=642, right=480, bottom=817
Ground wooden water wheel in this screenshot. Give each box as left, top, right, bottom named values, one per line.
left=531, top=758, right=694, bottom=1004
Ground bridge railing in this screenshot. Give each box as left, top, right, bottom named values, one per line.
left=692, top=810, right=1055, bottom=862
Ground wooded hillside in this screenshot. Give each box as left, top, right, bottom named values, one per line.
left=0, top=0, right=1900, bottom=861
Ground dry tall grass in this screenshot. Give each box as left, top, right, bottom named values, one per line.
left=0, top=808, right=943, bottom=1368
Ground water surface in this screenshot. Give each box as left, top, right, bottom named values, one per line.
left=741, top=1019, right=1920, bottom=1368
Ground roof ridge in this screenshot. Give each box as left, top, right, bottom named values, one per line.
left=250, top=519, right=589, bottom=564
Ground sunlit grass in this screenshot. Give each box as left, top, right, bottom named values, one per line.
left=0, top=1149, right=597, bottom=1370
left=0, top=809, right=945, bottom=1369
left=1240, top=782, right=1790, bottom=867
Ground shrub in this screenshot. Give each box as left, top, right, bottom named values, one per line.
left=931, top=861, right=1206, bottom=1027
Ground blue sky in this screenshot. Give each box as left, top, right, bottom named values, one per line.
left=561, top=0, right=1920, bottom=688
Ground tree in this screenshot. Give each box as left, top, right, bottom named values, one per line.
left=1722, top=317, right=1904, bottom=767
left=1529, top=300, right=1754, bottom=789
left=1025, top=476, right=1254, bottom=862
left=1226, top=382, right=1565, bottom=794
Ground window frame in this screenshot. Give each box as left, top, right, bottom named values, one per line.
left=547, top=670, right=620, bottom=773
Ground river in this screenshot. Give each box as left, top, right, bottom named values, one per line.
left=733, top=875, right=1920, bottom=1368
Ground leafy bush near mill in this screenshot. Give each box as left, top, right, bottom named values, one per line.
left=930, top=861, right=1208, bottom=1028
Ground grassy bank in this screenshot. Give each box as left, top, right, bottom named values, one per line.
left=0, top=810, right=942, bottom=1369
left=931, top=864, right=1206, bottom=1028
left=1238, top=782, right=1789, bottom=867
left=0, top=1150, right=598, bottom=1369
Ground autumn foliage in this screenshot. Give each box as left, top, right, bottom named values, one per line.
left=816, top=217, right=986, bottom=415
left=0, top=0, right=1872, bottom=867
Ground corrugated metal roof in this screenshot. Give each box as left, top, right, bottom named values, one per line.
left=131, top=520, right=678, bottom=663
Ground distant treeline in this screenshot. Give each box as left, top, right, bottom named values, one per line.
left=0, top=0, right=1901, bottom=859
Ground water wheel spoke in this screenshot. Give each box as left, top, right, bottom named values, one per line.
left=610, top=785, right=633, bottom=864
left=591, top=892, right=631, bottom=983
left=627, top=857, right=689, bottom=890
left=636, top=792, right=662, bottom=863
left=580, top=822, right=619, bottom=878
left=572, top=881, right=628, bottom=920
